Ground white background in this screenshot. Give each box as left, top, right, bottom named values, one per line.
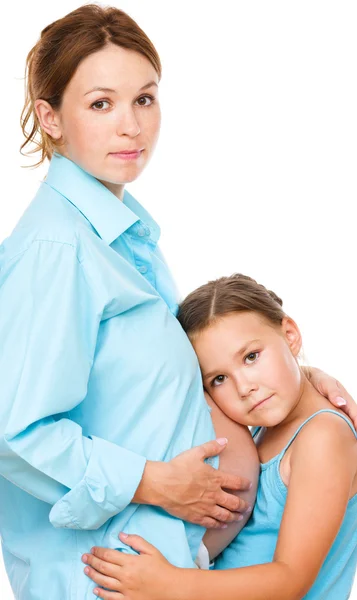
left=1, top=1, right=356, bottom=597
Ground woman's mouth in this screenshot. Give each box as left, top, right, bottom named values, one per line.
left=109, top=149, right=144, bottom=161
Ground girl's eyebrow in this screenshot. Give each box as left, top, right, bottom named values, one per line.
left=233, top=339, right=261, bottom=360
left=202, top=339, right=261, bottom=380
left=84, top=81, right=158, bottom=96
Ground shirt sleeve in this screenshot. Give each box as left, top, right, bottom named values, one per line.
left=0, top=239, right=147, bottom=530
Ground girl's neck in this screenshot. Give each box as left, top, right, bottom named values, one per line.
left=255, top=378, right=335, bottom=462
left=265, top=376, right=334, bottom=439
left=286, top=376, right=330, bottom=423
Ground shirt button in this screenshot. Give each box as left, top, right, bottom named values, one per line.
left=137, top=227, right=146, bottom=237
left=138, top=265, right=148, bottom=274
left=145, top=227, right=151, bottom=236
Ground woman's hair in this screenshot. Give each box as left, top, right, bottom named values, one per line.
left=177, top=273, right=286, bottom=338
left=21, top=4, right=162, bottom=167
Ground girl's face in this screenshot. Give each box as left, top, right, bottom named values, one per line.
left=37, top=43, right=161, bottom=196
left=191, top=311, right=303, bottom=427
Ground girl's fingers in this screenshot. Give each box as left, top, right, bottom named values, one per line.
left=89, top=548, right=127, bottom=566
left=94, top=588, right=123, bottom=599
left=119, top=532, right=156, bottom=555
left=83, top=553, right=124, bottom=578
left=84, top=565, right=122, bottom=592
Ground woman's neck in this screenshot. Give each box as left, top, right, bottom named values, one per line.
left=99, top=179, right=125, bottom=201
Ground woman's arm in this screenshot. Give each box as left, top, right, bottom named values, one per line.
left=305, top=367, right=357, bottom=427
left=0, top=240, right=250, bottom=531
left=0, top=240, right=146, bottom=529
left=83, top=413, right=356, bottom=600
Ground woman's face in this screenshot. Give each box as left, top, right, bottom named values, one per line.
left=50, top=43, right=161, bottom=193
left=191, top=311, right=303, bottom=428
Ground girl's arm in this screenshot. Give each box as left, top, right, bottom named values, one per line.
left=202, top=394, right=259, bottom=560
left=83, top=412, right=356, bottom=600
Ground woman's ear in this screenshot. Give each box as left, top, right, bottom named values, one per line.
left=281, top=316, right=302, bottom=357
left=34, top=99, right=62, bottom=140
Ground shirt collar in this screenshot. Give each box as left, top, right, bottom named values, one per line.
left=123, top=191, right=161, bottom=243
left=44, top=153, right=160, bottom=245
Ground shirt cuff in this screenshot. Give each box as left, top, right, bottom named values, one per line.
left=49, top=435, right=146, bottom=530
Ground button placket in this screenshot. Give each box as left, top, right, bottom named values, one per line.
left=130, top=223, right=155, bottom=283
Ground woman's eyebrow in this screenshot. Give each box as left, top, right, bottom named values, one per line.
left=84, top=86, right=116, bottom=96
left=139, top=81, right=158, bottom=91
left=84, top=81, right=158, bottom=96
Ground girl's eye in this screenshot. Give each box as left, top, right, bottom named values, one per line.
left=245, top=352, right=259, bottom=365
left=135, top=95, right=155, bottom=107
left=211, top=374, right=227, bottom=387
left=91, top=100, right=110, bottom=111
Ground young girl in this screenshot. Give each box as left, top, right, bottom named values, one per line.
left=83, top=273, right=357, bottom=599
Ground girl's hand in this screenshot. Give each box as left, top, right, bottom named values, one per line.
left=83, top=533, right=177, bottom=600
left=307, top=367, right=357, bottom=428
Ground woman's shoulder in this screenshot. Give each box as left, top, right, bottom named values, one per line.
left=1, top=182, right=96, bottom=266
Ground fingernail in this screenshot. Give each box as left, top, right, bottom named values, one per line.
left=82, top=554, right=88, bottom=563
left=90, top=547, right=95, bottom=553
left=93, top=590, right=99, bottom=595
left=337, top=396, right=347, bottom=406
left=84, top=567, right=90, bottom=574
left=120, top=532, right=129, bottom=538
left=217, top=438, right=228, bottom=446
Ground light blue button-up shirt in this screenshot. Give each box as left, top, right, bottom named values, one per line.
left=0, top=154, right=216, bottom=599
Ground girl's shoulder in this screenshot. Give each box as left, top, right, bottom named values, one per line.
left=289, top=410, right=357, bottom=471
left=279, top=410, right=357, bottom=488
left=294, top=409, right=356, bottom=442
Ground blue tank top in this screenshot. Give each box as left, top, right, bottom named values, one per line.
left=215, top=410, right=357, bottom=599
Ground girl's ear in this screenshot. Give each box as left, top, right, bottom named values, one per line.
left=281, top=316, right=302, bottom=357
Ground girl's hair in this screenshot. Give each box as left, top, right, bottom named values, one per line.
left=177, top=273, right=286, bottom=337
left=21, top=4, right=162, bottom=167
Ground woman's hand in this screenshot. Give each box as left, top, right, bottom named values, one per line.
left=306, top=367, right=357, bottom=428
left=133, top=438, right=252, bottom=528
left=83, top=533, right=178, bottom=600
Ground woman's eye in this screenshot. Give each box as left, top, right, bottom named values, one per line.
left=91, top=100, right=110, bottom=111
left=211, top=375, right=227, bottom=387
left=136, top=95, right=155, bottom=107
left=245, top=352, right=259, bottom=364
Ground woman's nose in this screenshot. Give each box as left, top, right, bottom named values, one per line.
left=116, top=108, right=140, bottom=137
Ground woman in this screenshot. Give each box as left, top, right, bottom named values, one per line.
left=0, top=5, right=354, bottom=600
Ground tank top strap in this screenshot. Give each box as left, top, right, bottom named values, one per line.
left=279, top=409, right=357, bottom=460
left=251, top=426, right=261, bottom=439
